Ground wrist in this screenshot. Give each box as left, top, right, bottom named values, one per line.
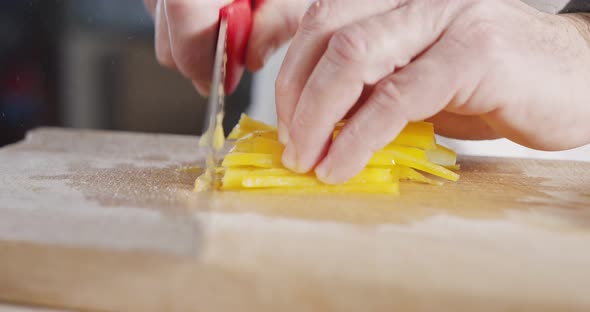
left=556, top=13, right=590, bottom=147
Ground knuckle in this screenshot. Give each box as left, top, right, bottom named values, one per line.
left=458, top=2, right=507, bottom=60
left=292, top=110, right=313, bottom=131
left=447, top=17, right=505, bottom=64
left=472, top=21, right=504, bottom=49
left=290, top=111, right=315, bottom=142
left=339, top=121, right=365, bottom=146
left=326, top=25, right=369, bottom=65
left=469, top=20, right=506, bottom=62
left=372, top=78, right=403, bottom=116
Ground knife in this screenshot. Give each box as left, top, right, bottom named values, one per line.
left=202, top=0, right=255, bottom=190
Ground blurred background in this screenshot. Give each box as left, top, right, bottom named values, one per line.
left=0, top=0, right=252, bottom=147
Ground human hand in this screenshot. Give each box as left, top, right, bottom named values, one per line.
left=144, top=0, right=307, bottom=95
left=275, top=0, right=590, bottom=183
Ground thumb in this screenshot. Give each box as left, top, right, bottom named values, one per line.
left=246, top=0, right=308, bottom=71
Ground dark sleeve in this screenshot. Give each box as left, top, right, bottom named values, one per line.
left=561, top=0, right=590, bottom=13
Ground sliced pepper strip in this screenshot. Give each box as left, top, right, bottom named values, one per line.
left=222, top=152, right=283, bottom=168
left=389, top=121, right=436, bottom=150
left=239, top=169, right=393, bottom=188
left=391, top=150, right=459, bottom=181
left=335, top=121, right=435, bottom=150
left=231, top=136, right=285, bottom=154
left=381, top=144, right=427, bottom=160
left=397, top=165, right=443, bottom=186
left=227, top=113, right=277, bottom=139
left=425, top=143, right=457, bottom=167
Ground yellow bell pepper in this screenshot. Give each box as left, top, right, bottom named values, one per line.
left=390, top=150, right=459, bottom=181
left=221, top=152, right=283, bottom=168
left=196, top=114, right=458, bottom=194
left=227, top=113, right=277, bottom=139
left=425, top=144, right=457, bottom=167
left=389, top=121, right=436, bottom=150
left=231, top=136, right=284, bottom=155
left=221, top=168, right=297, bottom=190
left=335, top=121, right=436, bottom=150
left=381, top=144, right=427, bottom=160
left=242, top=168, right=393, bottom=188
left=397, top=166, right=443, bottom=186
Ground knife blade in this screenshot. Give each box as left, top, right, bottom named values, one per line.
left=201, top=0, right=255, bottom=191
left=202, top=17, right=228, bottom=190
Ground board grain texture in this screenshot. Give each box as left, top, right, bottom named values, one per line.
left=1, top=127, right=590, bottom=312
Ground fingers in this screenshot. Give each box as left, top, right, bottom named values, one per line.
left=315, top=82, right=409, bottom=184
left=164, top=0, right=229, bottom=95
left=245, top=0, right=308, bottom=71
left=154, top=0, right=305, bottom=96
left=146, top=0, right=176, bottom=69
left=314, top=39, right=468, bottom=183
left=154, top=0, right=176, bottom=70
left=275, top=0, right=407, bottom=144
left=282, top=2, right=454, bottom=175
left=426, top=112, right=501, bottom=140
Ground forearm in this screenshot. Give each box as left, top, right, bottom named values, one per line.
left=561, top=13, right=590, bottom=48
left=559, top=11, right=590, bottom=146
left=560, top=0, right=590, bottom=44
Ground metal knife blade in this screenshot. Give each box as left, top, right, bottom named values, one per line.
left=202, top=17, right=229, bottom=190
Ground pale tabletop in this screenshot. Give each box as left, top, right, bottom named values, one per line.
left=0, top=304, right=67, bottom=312
left=1, top=128, right=590, bottom=312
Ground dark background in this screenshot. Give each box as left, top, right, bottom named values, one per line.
left=0, top=0, right=251, bottom=147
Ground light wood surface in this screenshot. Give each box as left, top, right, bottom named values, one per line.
left=0, top=304, right=67, bottom=312
left=1, top=127, right=590, bottom=312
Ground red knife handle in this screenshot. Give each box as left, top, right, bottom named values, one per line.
left=220, top=0, right=266, bottom=94
left=220, top=0, right=251, bottom=94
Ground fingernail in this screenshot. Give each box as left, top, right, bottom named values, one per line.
left=278, top=121, right=289, bottom=145
left=282, top=143, right=297, bottom=171
left=315, top=161, right=336, bottom=184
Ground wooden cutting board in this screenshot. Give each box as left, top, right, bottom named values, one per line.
left=1, top=127, right=590, bottom=312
